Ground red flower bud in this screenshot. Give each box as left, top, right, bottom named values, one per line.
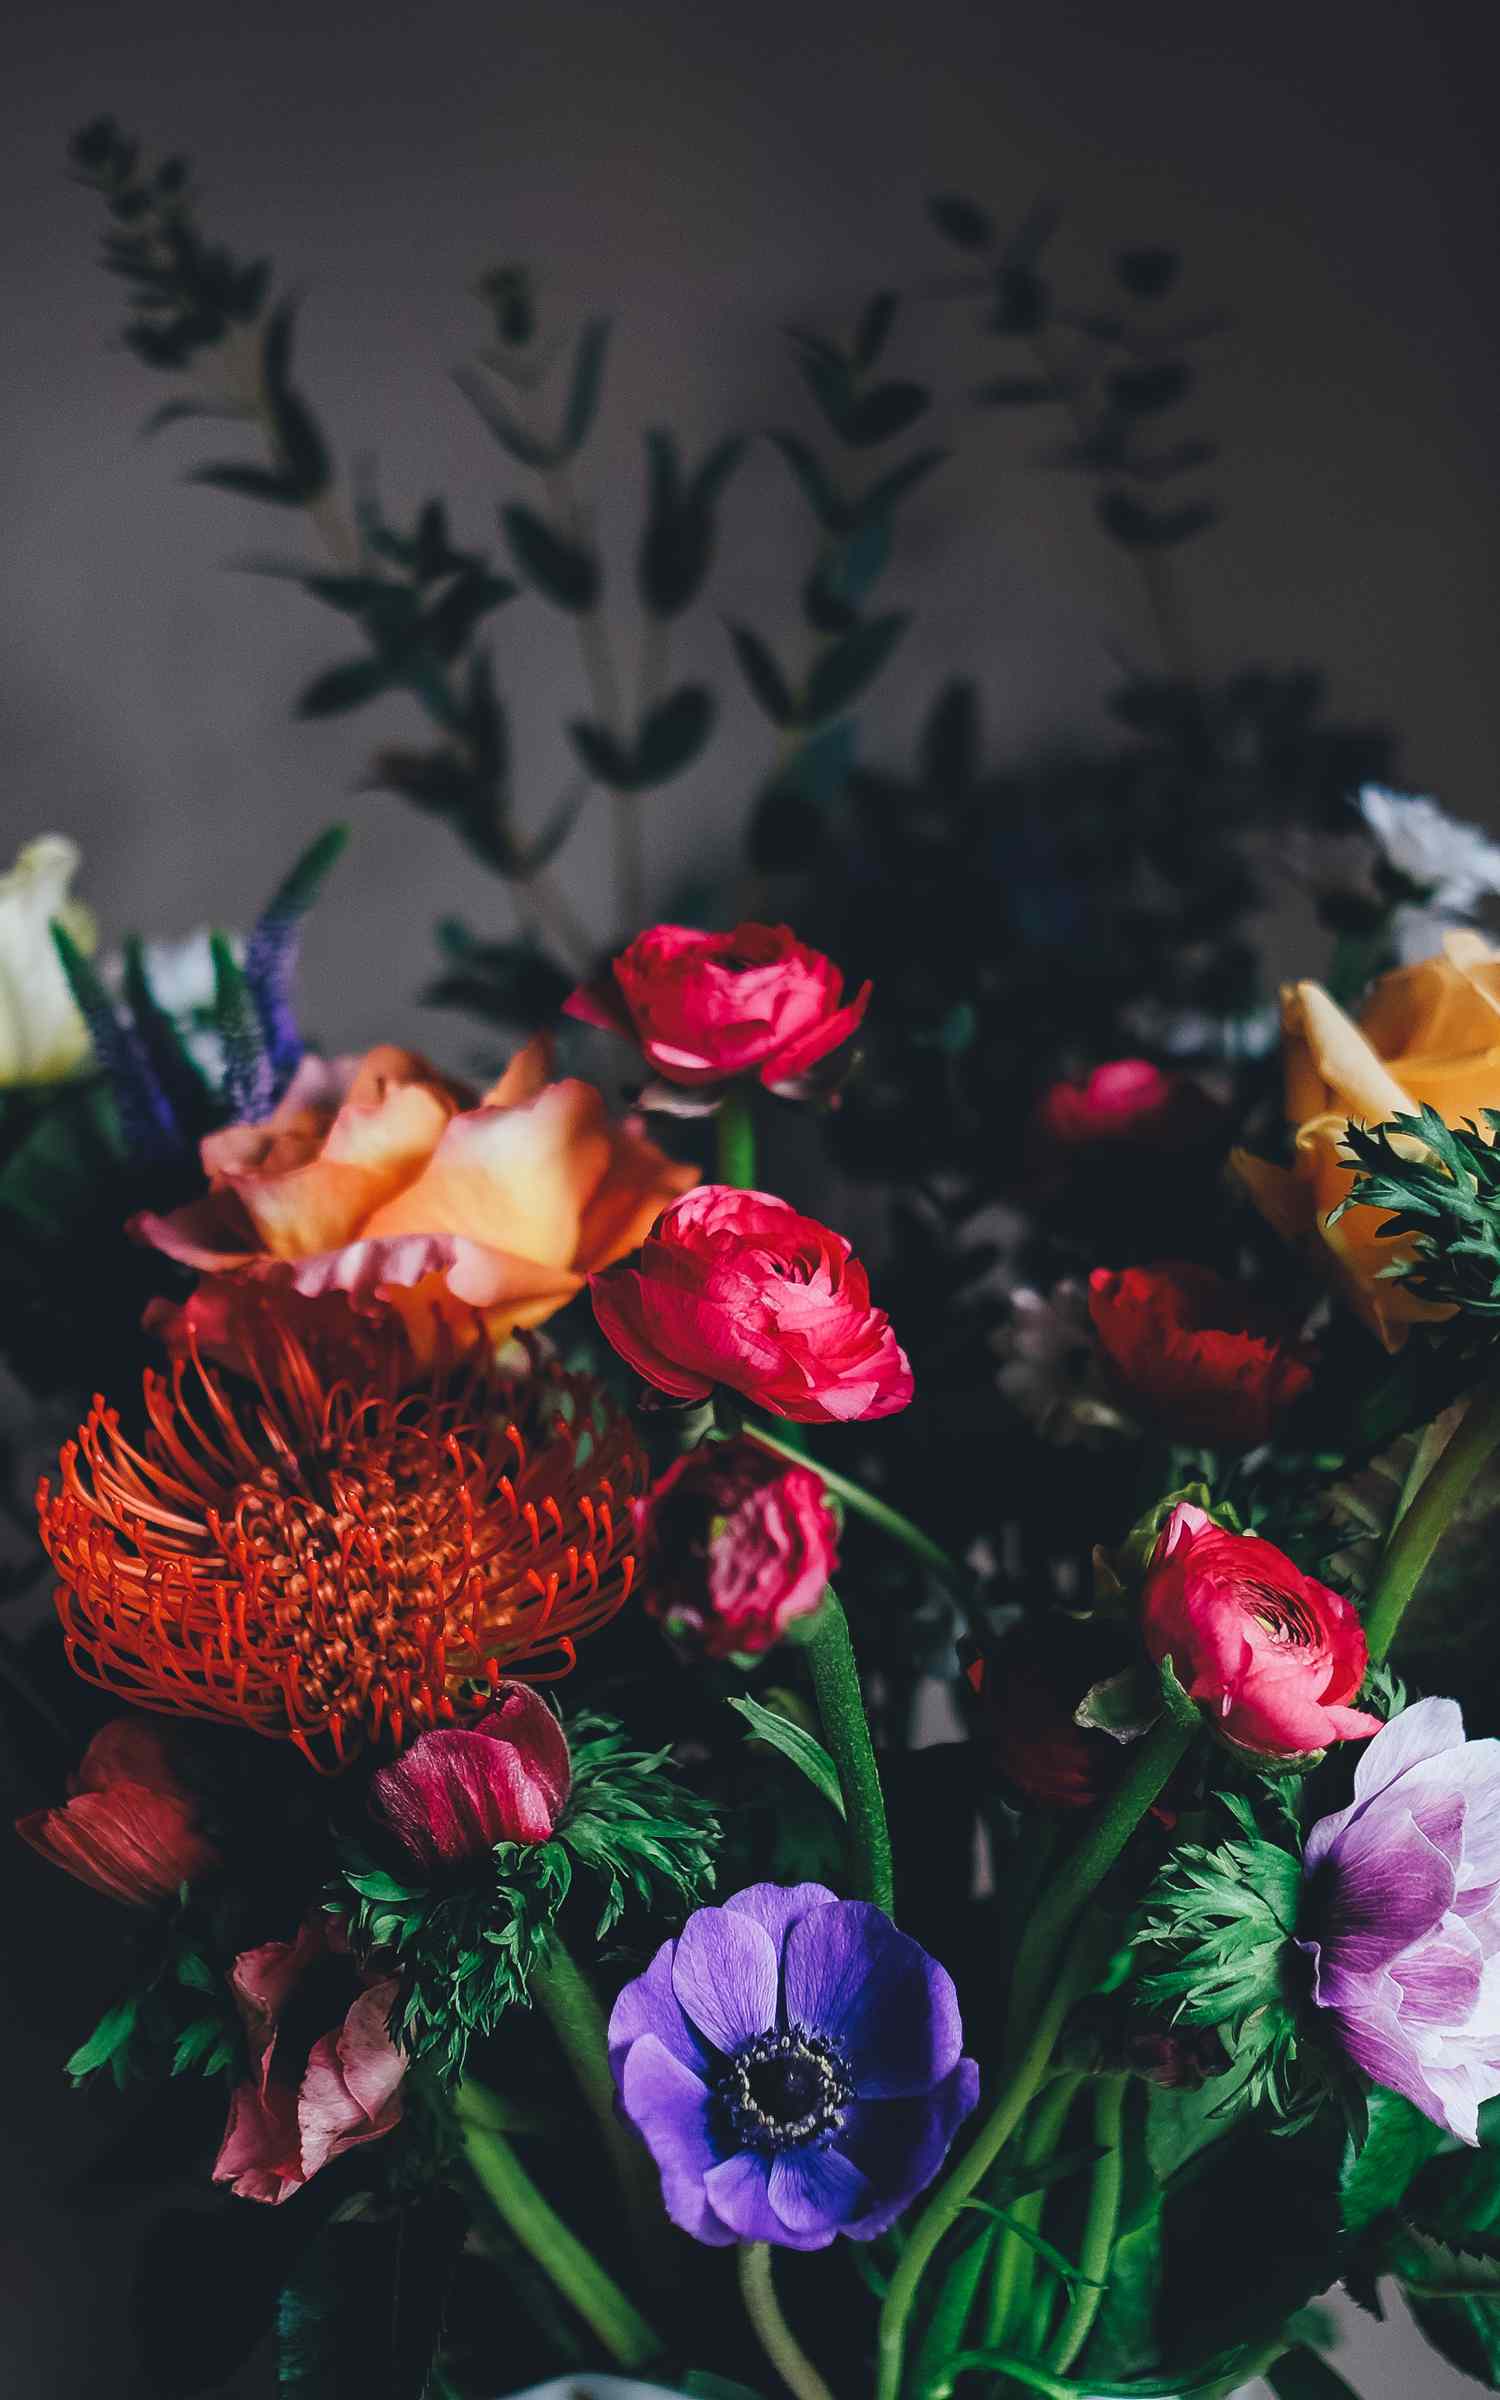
left=565, top=921, right=870, bottom=1097
left=590, top=1185, right=913, bottom=1423
left=967, top=1627, right=1132, bottom=1812
left=634, top=1437, right=838, bottom=1658
left=16, top=1715, right=219, bottom=1908
left=1087, top=1261, right=1315, bottom=1450
left=1032, top=1060, right=1218, bottom=1154
left=368, top=1683, right=571, bottom=1870
left=1140, top=1503, right=1380, bottom=1756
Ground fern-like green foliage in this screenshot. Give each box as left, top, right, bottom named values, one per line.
left=1133, top=1792, right=1312, bottom=2117
left=1338, top=1106, right=1500, bottom=1321
left=335, top=1716, right=719, bottom=2083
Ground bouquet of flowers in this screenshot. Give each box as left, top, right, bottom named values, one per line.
left=10, top=115, right=1500, bottom=2400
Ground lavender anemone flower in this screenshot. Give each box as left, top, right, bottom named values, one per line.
left=1299, top=1697, right=1500, bottom=2142
left=608, top=1881, right=978, bottom=2248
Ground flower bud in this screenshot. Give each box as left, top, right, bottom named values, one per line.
left=368, top=1684, right=571, bottom=1870
left=634, top=1437, right=838, bottom=1658
left=17, top=1715, right=219, bottom=1907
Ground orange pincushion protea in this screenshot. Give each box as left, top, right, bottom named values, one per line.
left=38, top=1333, right=645, bottom=1770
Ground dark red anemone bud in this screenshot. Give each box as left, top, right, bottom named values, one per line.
left=966, top=1625, right=1133, bottom=1813
left=16, top=1715, right=219, bottom=1908
left=368, top=1684, right=572, bottom=1870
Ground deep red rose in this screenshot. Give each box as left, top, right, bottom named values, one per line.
left=634, top=1436, right=838, bottom=1657
left=565, top=921, right=870, bottom=1096
left=967, top=1628, right=1133, bottom=1811
left=368, top=1684, right=572, bottom=1871
left=16, top=1715, right=219, bottom=1908
left=1032, top=1060, right=1218, bottom=1154
left=213, top=1915, right=404, bottom=2204
left=1087, top=1261, right=1315, bottom=1449
left=590, top=1185, right=913, bottom=1423
left=1141, top=1502, right=1380, bottom=1756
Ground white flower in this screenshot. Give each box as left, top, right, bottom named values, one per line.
left=993, top=1279, right=1130, bottom=1446
left=1358, top=785, right=1500, bottom=914
left=0, top=835, right=97, bottom=1086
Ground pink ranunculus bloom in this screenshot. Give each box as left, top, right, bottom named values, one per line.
left=1141, top=1503, right=1381, bottom=1758
left=590, top=1185, right=913, bottom=1425
left=368, top=1683, right=572, bottom=1871
left=1032, top=1059, right=1219, bottom=1154
left=213, top=1916, right=405, bottom=2204
left=16, top=1715, right=219, bottom=1908
left=565, top=922, right=870, bottom=1099
left=634, top=1437, right=838, bottom=1658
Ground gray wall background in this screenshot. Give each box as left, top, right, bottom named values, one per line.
left=2, top=0, right=1497, bottom=2392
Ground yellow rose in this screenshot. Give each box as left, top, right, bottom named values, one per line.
left=1232, top=932, right=1500, bottom=1349
left=0, top=836, right=97, bottom=1085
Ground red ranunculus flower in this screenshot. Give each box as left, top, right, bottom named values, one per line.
left=634, top=1436, right=838, bottom=1657
left=17, top=1715, right=219, bottom=1907
left=368, top=1683, right=572, bottom=1870
left=1141, top=1503, right=1381, bottom=1757
left=1087, top=1261, right=1315, bottom=1449
left=590, top=1186, right=913, bottom=1423
left=565, top=922, right=870, bottom=1098
left=213, top=1915, right=405, bottom=2205
left=1032, top=1060, right=1218, bottom=1154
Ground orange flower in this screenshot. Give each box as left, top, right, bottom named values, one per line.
left=1232, top=933, right=1500, bottom=1347
left=38, top=1324, right=646, bottom=1770
left=134, top=1037, right=696, bottom=1365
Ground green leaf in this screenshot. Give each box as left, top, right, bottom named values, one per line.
left=1267, top=2352, right=1364, bottom=2399
left=639, top=431, right=746, bottom=615
left=190, top=460, right=304, bottom=504
left=803, top=611, right=909, bottom=724
left=261, top=298, right=331, bottom=499
left=568, top=718, right=636, bottom=790
left=1341, top=2088, right=1445, bottom=2236
left=636, top=685, right=716, bottom=784
left=929, top=193, right=996, bottom=249
left=141, top=395, right=252, bottom=437
left=728, top=623, right=796, bottom=726
left=277, top=2194, right=467, bottom=2398
left=854, top=446, right=947, bottom=530
left=1407, top=2292, right=1500, bottom=2388
left=1398, top=2228, right=1500, bottom=2297
left=66, top=1997, right=140, bottom=2086
left=296, top=657, right=392, bottom=717
left=728, top=1694, right=846, bottom=1818
left=769, top=433, right=846, bottom=531
left=560, top=316, right=611, bottom=458
left=841, top=381, right=930, bottom=448
left=501, top=503, right=599, bottom=611
left=852, top=290, right=899, bottom=369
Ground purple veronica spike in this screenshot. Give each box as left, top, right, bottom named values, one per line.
left=608, top=1882, right=979, bottom=2249
left=1299, top=1697, right=1500, bottom=2143
left=243, top=826, right=348, bottom=1099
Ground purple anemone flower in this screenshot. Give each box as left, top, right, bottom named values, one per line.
left=1299, top=1696, right=1500, bottom=2143
left=607, top=1881, right=978, bottom=2248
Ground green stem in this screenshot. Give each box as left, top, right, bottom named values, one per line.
left=805, top=1588, right=894, bottom=1914
left=530, top=1937, right=668, bottom=2272
left=875, top=1923, right=1100, bottom=2400
left=748, top=1421, right=962, bottom=1587
left=1005, top=1716, right=1193, bottom=2047
left=1363, top=1371, right=1500, bottom=1664
left=982, top=2071, right=1083, bottom=2352
left=455, top=2076, right=662, bottom=2368
left=1046, top=2076, right=1126, bottom=2373
left=738, top=2241, right=837, bottom=2400
left=716, top=1086, right=758, bottom=1189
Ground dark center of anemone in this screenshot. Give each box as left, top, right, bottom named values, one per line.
left=715, top=2027, right=854, bottom=2152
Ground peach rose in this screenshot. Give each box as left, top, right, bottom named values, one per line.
left=135, top=1036, right=696, bottom=1364
left=1232, top=932, right=1500, bottom=1348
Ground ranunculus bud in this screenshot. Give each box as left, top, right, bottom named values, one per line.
left=16, top=1715, right=219, bottom=1907
left=368, top=1684, right=571, bottom=1871
left=590, top=1185, right=913, bottom=1423
left=1140, top=1503, right=1380, bottom=1756
left=565, top=922, right=870, bottom=1100
left=634, top=1437, right=838, bottom=1658
left=1087, top=1261, right=1315, bottom=1450
left=1032, top=1060, right=1218, bottom=1156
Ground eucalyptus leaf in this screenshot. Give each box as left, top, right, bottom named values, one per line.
left=501, top=503, right=599, bottom=611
